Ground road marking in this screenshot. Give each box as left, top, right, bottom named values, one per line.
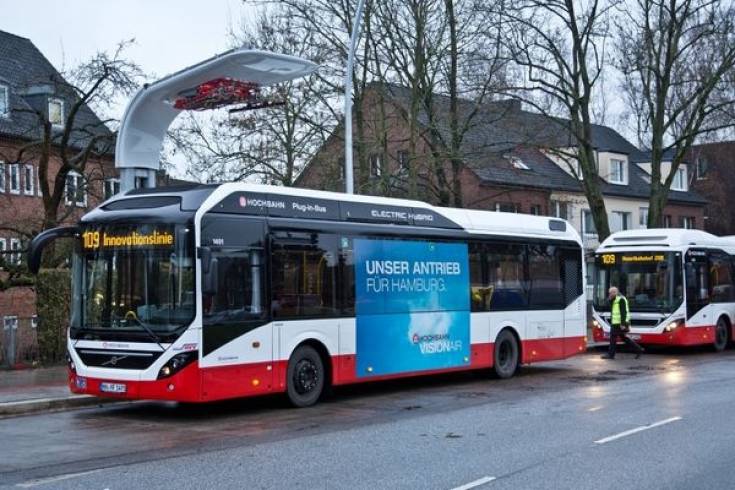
left=450, top=476, right=496, bottom=490
left=594, top=416, right=682, bottom=445
left=16, top=469, right=103, bottom=488
left=587, top=406, right=603, bottom=412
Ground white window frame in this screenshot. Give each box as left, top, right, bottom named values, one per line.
left=31, top=315, right=38, bottom=329
left=9, top=238, right=21, bottom=265
left=0, top=161, right=5, bottom=193
left=22, top=164, right=34, bottom=196
left=611, top=211, right=632, bottom=232
left=65, top=171, right=87, bottom=207
left=48, top=97, right=65, bottom=128
left=696, top=158, right=708, bottom=180
left=3, top=316, right=18, bottom=331
left=104, top=177, right=121, bottom=200
left=681, top=216, right=695, bottom=229
left=639, top=207, right=649, bottom=228
left=0, top=84, right=8, bottom=118
left=609, top=158, right=627, bottom=185
left=551, top=200, right=569, bottom=220
left=671, top=166, right=688, bottom=191
left=582, top=209, right=598, bottom=236
left=8, top=163, right=20, bottom=194
left=369, top=154, right=382, bottom=177
left=0, top=238, right=6, bottom=264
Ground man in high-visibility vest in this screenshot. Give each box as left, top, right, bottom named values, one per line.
left=601, top=286, right=644, bottom=359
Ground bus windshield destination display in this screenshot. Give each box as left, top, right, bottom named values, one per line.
left=82, top=229, right=174, bottom=250
left=598, top=253, right=666, bottom=265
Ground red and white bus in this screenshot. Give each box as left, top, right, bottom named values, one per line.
left=30, top=184, right=586, bottom=407
left=592, top=229, right=735, bottom=351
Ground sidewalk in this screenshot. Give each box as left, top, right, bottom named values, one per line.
left=0, top=365, right=112, bottom=417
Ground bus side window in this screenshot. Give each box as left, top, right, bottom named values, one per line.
left=485, top=242, right=528, bottom=310
left=202, top=249, right=265, bottom=325
left=560, top=248, right=583, bottom=306
left=527, top=244, right=564, bottom=309
left=271, top=232, right=340, bottom=318
left=709, top=252, right=734, bottom=303
left=469, top=242, right=490, bottom=311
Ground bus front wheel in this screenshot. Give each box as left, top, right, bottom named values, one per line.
left=286, top=345, right=325, bottom=407
left=714, top=317, right=730, bottom=352
left=493, top=330, right=520, bottom=379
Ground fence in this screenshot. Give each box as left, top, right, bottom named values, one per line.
left=1, top=316, right=40, bottom=369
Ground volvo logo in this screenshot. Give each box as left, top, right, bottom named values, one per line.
left=102, top=355, right=128, bottom=367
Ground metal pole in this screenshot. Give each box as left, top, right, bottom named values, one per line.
left=343, top=0, right=367, bottom=195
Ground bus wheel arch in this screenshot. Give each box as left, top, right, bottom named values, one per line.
left=285, top=339, right=332, bottom=407
left=492, top=327, right=521, bottom=379
left=714, top=315, right=731, bottom=351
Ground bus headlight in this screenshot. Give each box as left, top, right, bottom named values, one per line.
left=157, top=352, right=197, bottom=379
left=592, top=320, right=600, bottom=328
left=664, top=321, right=682, bottom=332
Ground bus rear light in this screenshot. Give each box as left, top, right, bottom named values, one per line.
left=66, top=351, right=76, bottom=372
left=157, top=352, right=197, bottom=379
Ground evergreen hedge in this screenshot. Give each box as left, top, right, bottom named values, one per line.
left=36, top=269, right=71, bottom=365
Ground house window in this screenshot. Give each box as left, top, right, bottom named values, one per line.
left=639, top=207, right=649, bottom=228
left=31, top=316, right=38, bottom=329
left=582, top=210, right=597, bottom=236
left=3, top=316, right=18, bottom=331
left=671, top=166, right=687, bottom=191
left=9, top=164, right=20, bottom=194
left=550, top=200, right=569, bottom=220
left=65, top=171, right=86, bottom=207
left=0, top=162, right=5, bottom=193
left=9, top=238, right=21, bottom=265
left=609, top=159, right=626, bottom=184
left=680, top=216, right=695, bottom=229
left=529, top=204, right=542, bottom=215
left=104, top=178, right=121, bottom=199
left=49, top=98, right=64, bottom=127
left=696, top=157, right=709, bottom=180
left=22, top=164, right=34, bottom=195
left=664, top=215, right=672, bottom=228
left=369, top=154, right=382, bottom=177
left=397, top=151, right=410, bottom=173
left=0, top=238, right=6, bottom=266
left=0, top=85, right=8, bottom=117
left=611, top=211, right=632, bottom=232
left=495, top=202, right=519, bottom=213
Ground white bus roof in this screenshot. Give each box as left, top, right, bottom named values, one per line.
left=100, top=182, right=582, bottom=245
left=597, top=228, right=735, bottom=252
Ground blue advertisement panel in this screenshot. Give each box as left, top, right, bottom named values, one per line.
left=354, top=239, right=470, bottom=377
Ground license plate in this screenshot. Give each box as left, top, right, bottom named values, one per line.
left=100, top=382, right=127, bottom=394
left=629, top=334, right=641, bottom=340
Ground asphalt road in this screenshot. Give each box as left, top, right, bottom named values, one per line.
left=2, top=346, right=735, bottom=489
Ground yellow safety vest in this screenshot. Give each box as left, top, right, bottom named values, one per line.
left=611, top=295, right=630, bottom=326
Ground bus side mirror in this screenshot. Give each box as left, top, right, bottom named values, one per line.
left=28, top=226, right=80, bottom=274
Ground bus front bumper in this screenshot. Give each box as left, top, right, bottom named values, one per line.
left=592, top=324, right=715, bottom=346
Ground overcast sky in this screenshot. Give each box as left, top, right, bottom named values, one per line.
left=3, top=0, right=245, bottom=115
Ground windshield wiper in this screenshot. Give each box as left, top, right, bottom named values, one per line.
left=125, top=314, right=166, bottom=351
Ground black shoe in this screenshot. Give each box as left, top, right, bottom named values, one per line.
left=600, top=354, right=614, bottom=359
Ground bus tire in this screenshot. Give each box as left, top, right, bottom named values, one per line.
left=493, top=329, right=520, bottom=379
left=286, top=345, right=325, bottom=408
left=714, top=316, right=730, bottom=352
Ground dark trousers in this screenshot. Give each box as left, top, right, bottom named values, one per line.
left=608, top=325, right=643, bottom=358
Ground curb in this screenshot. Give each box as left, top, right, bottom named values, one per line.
left=0, top=394, right=122, bottom=418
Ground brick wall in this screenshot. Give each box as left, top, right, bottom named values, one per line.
left=0, top=284, right=38, bottom=367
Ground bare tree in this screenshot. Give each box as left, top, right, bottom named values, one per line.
left=499, top=0, right=616, bottom=240
left=171, top=9, right=335, bottom=186
left=616, top=0, right=735, bottom=227
left=0, top=41, right=141, bottom=236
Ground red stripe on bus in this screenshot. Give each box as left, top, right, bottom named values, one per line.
left=592, top=324, right=715, bottom=346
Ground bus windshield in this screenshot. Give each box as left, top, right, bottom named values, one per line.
left=71, top=223, right=195, bottom=339
left=593, top=251, right=683, bottom=313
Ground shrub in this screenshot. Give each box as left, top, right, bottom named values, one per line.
left=36, top=269, right=71, bottom=365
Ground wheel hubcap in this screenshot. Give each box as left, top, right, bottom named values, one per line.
left=499, top=341, right=512, bottom=370
left=294, top=359, right=319, bottom=395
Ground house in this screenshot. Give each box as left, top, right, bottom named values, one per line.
left=687, top=141, right=735, bottom=236
left=297, top=83, right=706, bottom=252
left=0, top=29, right=118, bottom=366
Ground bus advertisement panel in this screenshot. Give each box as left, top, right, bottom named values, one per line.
left=354, top=239, right=470, bottom=377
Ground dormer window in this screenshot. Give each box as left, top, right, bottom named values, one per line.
left=609, top=158, right=627, bottom=184
left=671, top=165, right=687, bottom=191
left=48, top=98, right=64, bottom=127
left=509, top=157, right=530, bottom=170
left=0, top=85, right=8, bottom=117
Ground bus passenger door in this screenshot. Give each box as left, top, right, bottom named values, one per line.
left=561, top=248, right=584, bottom=356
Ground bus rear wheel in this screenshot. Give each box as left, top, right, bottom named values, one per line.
left=493, top=330, right=519, bottom=379
left=286, top=345, right=325, bottom=407
left=714, top=317, right=730, bottom=352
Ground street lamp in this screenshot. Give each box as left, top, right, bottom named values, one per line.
left=343, top=0, right=367, bottom=195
